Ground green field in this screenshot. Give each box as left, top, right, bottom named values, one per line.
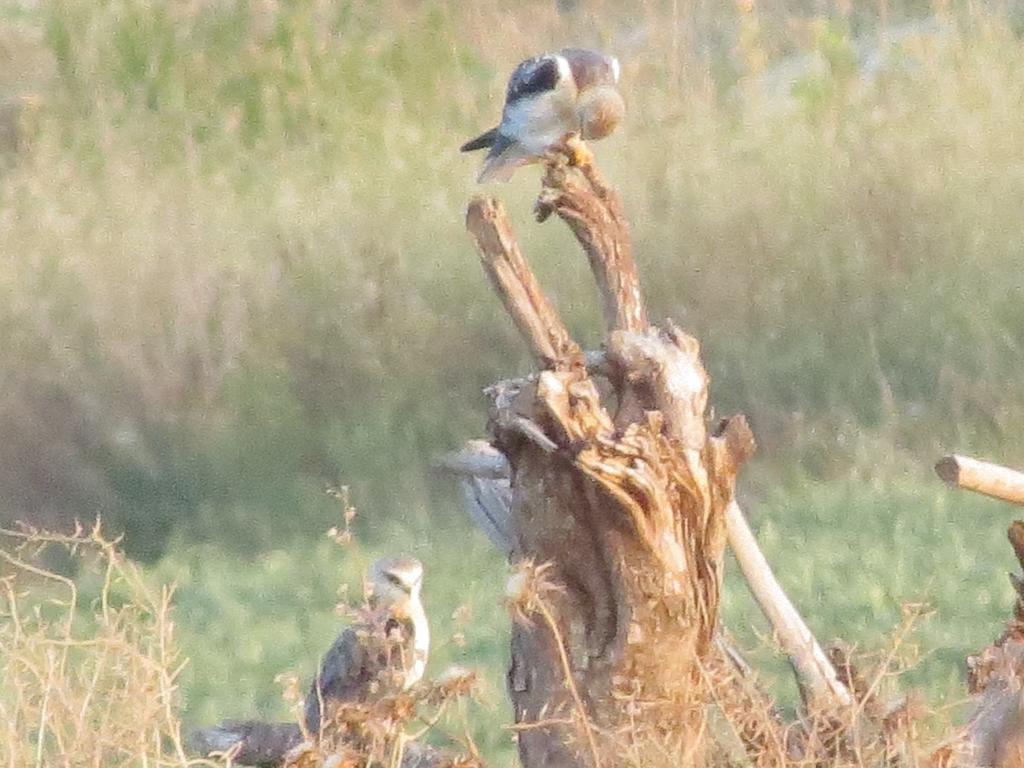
left=153, top=481, right=1019, bottom=764
left=2, top=0, right=1024, bottom=764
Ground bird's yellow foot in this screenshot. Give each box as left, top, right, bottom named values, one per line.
left=563, top=133, right=593, bottom=168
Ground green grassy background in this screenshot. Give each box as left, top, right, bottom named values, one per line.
left=152, top=481, right=1018, bottom=764
left=2, top=0, right=1024, bottom=764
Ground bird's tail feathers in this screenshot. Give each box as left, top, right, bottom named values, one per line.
left=460, top=126, right=499, bottom=152
left=188, top=720, right=304, bottom=766
left=476, top=140, right=535, bottom=183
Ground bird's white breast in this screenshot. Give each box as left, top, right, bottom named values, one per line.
left=405, top=601, right=430, bottom=688
left=501, top=88, right=578, bottom=155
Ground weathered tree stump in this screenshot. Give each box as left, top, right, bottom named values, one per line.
left=964, top=521, right=1024, bottom=767
left=465, top=147, right=755, bottom=768
left=448, top=142, right=1024, bottom=768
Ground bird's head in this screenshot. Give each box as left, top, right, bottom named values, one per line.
left=367, top=555, right=424, bottom=616
left=559, top=48, right=621, bottom=91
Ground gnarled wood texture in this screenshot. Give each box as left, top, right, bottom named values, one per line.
left=534, top=141, right=647, bottom=334
left=438, top=401, right=851, bottom=716
left=465, top=149, right=753, bottom=768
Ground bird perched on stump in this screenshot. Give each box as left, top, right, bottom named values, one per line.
left=304, top=555, right=428, bottom=737
left=461, top=48, right=624, bottom=182
left=187, top=555, right=429, bottom=766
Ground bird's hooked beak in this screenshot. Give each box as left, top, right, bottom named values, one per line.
left=379, top=576, right=422, bottom=619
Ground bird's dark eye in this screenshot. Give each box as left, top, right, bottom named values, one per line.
left=385, top=572, right=410, bottom=592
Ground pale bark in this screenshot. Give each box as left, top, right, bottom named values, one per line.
left=936, top=455, right=1024, bottom=507
left=534, top=139, right=647, bottom=334
left=466, top=199, right=582, bottom=371
left=726, top=500, right=853, bottom=709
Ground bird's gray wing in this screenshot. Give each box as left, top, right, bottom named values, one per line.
left=303, top=626, right=372, bottom=736
left=459, top=476, right=513, bottom=554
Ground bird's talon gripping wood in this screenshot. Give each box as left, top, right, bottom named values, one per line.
left=462, top=139, right=756, bottom=768
left=566, top=136, right=593, bottom=168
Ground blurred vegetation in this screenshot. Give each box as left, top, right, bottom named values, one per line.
left=1, top=0, right=1022, bottom=559
left=2, top=1, right=1024, bottom=763
left=0, top=522, right=505, bottom=765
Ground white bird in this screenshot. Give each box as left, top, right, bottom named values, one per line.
left=187, top=555, right=429, bottom=766
left=461, top=48, right=625, bottom=183
left=304, top=555, right=429, bottom=736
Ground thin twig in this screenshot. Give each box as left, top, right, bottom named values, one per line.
left=506, top=717, right=577, bottom=731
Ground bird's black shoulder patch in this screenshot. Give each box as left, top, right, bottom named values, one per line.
left=506, top=56, right=561, bottom=104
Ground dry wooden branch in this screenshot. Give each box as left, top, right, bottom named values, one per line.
left=726, top=500, right=853, bottom=709
left=466, top=156, right=743, bottom=767
left=435, top=440, right=508, bottom=480
left=434, top=442, right=514, bottom=553
left=936, top=454, right=1024, bottom=507
left=535, top=141, right=647, bottom=334
left=459, top=148, right=867, bottom=767
left=466, top=197, right=582, bottom=370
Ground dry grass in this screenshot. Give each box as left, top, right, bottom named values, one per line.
left=0, top=524, right=994, bottom=767
left=706, top=602, right=973, bottom=768
left=502, top=556, right=969, bottom=768
left=0, top=522, right=199, bottom=766
left=0, top=1, right=1022, bottom=765
left=0, top=520, right=488, bottom=768
left=283, top=665, right=484, bottom=768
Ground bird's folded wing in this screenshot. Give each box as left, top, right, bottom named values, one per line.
left=304, top=625, right=372, bottom=734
